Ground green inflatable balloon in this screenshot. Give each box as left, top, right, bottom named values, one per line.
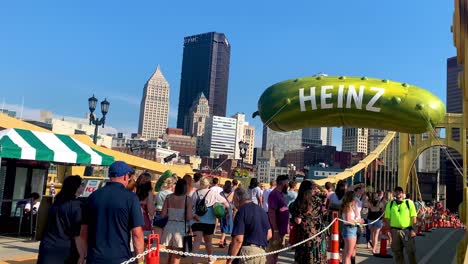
left=155, top=170, right=172, bottom=192
left=213, top=203, right=226, bottom=218
left=253, top=76, right=446, bottom=134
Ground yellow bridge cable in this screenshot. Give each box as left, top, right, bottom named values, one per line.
left=314, top=131, right=396, bottom=186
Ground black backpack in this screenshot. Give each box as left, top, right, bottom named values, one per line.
left=195, top=190, right=210, bottom=216
left=390, top=199, right=410, bottom=210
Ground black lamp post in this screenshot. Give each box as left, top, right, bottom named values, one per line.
left=88, top=95, right=110, bottom=144
left=238, top=140, right=249, bottom=170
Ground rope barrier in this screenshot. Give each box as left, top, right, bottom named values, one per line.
left=121, top=218, right=336, bottom=263
left=121, top=213, right=385, bottom=263
left=337, top=213, right=384, bottom=227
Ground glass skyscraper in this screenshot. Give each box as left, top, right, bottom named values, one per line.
left=177, top=32, right=231, bottom=132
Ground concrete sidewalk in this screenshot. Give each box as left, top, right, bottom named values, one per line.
left=0, top=236, right=38, bottom=264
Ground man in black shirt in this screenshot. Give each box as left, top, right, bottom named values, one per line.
left=227, top=187, right=271, bottom=264
left=82, top=161, right=144, bottom=264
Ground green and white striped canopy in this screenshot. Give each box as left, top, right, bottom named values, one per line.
left=0, top=128, right=114, bottom=166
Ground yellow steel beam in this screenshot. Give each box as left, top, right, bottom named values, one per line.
left=314, top=131, right=396, bottom=185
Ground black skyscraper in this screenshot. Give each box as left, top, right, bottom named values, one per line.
left=177, top=32, right=231, bottom=132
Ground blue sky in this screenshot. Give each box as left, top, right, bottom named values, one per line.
left=0, top=1, right=456, bottom=149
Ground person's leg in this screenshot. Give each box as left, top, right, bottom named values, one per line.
left=343, top=238, right=351, bottom=264
left=390, top=229, right=405, bottom=264
left=373, top=227, right=381, bottom=254
left=365, top=219, right=371, bottom=245
left=192, top=231, right=203, bottom=264
left=220, top=232, right=226, bottom=247
left=204, top=234, right=213, bottom=255
left=405, top=237, right=417, bottom=264
left=172, top=249, right=182, bottom=264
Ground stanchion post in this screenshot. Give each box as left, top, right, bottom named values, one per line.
left=328, top=211, right=340, bottom=264
left=146, top=234, right=160, bottom=264
left=374, top=224, right=392, bottom=258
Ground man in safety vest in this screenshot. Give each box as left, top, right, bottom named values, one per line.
left=384, top=186, right=417, bottom=264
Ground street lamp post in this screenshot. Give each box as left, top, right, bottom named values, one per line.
left=238, top=140, right=249, bottom=170
left=88, top=95, right=110, bottom=144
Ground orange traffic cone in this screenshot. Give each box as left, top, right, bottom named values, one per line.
left=146, top=234, right=160, bottom=264
left=374, top=226, right=393, bottom=258
left=328, top=211, right=340, bottom=264
left=417, top=219, right=424, bottom=236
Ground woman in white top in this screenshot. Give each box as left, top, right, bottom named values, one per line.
left=153, top=178, right=174, bottom=237
left=247, top=178, right=263, bottom=206
left=341, top=191, right=364, bottom=264
left=161, top=179, right=193, bottom=264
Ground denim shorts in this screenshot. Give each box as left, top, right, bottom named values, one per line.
left=370, top=219, right=383, bottom=229
left=342, top=225, right=358, bottom=239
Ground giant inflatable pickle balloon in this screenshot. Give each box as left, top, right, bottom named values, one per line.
left=253, top=76, right=445, bottom=134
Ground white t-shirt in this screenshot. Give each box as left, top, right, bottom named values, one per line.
left=210, top=186, right=223, bottom=194
left=193, top=188, right=226, bottom=208
left=354, top=197, right=362, bottom=220
left=25, top=201, right=40, bottom=215
left=262, top=188, right=273, bottom=212
left=248, top=187, right=262, bottom=205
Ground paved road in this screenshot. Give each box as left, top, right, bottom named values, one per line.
left=0, top=228, right=465, bottom=263
left=354, top=228, right=465, bottom=264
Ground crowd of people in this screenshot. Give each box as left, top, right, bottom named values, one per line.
left=35, top=160, right=464, bottom=264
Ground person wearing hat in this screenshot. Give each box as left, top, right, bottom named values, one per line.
left=384, top=186, right=417, bottom=264
left=82, top=161, right=144, bottom=264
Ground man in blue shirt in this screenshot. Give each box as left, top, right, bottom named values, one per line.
left=227, top=187, right=271, bottom=264
left=82, top=161, right=144, bottom=264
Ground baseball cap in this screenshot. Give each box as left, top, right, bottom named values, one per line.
left=108, top=161, right=134, bottom=178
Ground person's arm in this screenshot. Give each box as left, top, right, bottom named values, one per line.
left=268, top=208, right=279, bottom=240
left=75, top=236, right=86, bottom=264
left=147, top=192, right=156, bottom=219
left=383, top=201, right=390, bottom=227
left=161, top=196, right=169, bottom=218
left=266, top=228, right=272, bottom=240
left=354, top=201, right=364, bottom=224
left=79, top=225, right=88, bottom=264
left=226, top=236, right=241, bottom=263
left=227, top=234, right=244, bottom=264
left=129, top=194, right=145, bottom=262
left=131, top=226, right=144, bottom=263
left=186, top=198, right=193, bottom=221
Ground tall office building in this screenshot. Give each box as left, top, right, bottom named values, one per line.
left=368, top=129, right=399, bottom=170
left=202, top=116, right=237, bottom=158
left=243, top=125, right=255, bottom=164
left=231, top=113, right=255, bottom=164
left=138, top=65, right=170, bottom=139
left=441, top=56, right=464, bottom=211
left=187, top=93, right=210, bottom=155
left=262, top=127, right=302, bottom=163
left=302, top=127, right=332, bottom=146
left=186, top=93, right=210, bottom=136
left=177, top=32, right=231, bottom=130
left=342, top=127, right=368, bottom=154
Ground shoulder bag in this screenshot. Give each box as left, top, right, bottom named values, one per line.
left=182, top=195, right=193, bottom=254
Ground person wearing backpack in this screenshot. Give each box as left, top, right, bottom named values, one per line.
left=384, top=186, right=417, bottom=264
left=191, top=177, right=230, bottom=264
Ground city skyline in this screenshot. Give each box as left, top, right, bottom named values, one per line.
left=0, top=1, right=456, bottom=150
